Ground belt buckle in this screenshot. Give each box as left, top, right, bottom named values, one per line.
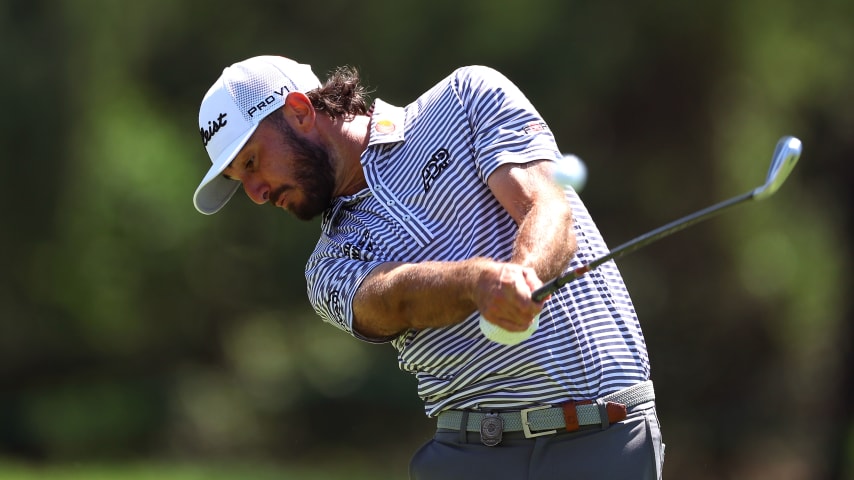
left=520, top=405, right=557, bottom=439
left=480, top=413, right=504, bottom=447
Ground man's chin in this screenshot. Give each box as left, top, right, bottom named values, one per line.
left=288, top=203, right=326, bottom=221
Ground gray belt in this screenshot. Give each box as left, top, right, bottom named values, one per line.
left=437, top=380, right=655, bottom=442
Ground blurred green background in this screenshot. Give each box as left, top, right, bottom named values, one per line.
left=2, top=0, right=852, bottom=478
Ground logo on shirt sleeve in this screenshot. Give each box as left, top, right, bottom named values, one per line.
left=523, top=121, right=550, bottom=134
left=327, top=289, right=347, bottom=330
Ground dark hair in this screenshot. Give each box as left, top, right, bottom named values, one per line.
left=306, top=66, right=371, bottom=119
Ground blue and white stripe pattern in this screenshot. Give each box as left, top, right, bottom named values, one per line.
left=305, top=66, right=650, bottom=417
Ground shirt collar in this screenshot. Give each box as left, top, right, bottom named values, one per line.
left=367, top=99, right=405, bottom=146
left=322, top=188, right=373, bottom=234
left=322, top=100, right=403, bottom=232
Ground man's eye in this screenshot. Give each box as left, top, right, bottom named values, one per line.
left=245, top=157, right=254, bottom=170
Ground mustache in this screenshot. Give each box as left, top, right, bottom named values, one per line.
left=270, top=185, right=290, bottom=206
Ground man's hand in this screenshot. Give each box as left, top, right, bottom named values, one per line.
left=474, top=262, right=546, bottom=332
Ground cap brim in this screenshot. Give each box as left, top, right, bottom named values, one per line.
left=193, top=124, right=259, bottom=215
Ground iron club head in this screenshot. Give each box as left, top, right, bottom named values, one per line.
left=753, top=136, right=802, bottom=200
left=533, top=135, right=805, bottom=301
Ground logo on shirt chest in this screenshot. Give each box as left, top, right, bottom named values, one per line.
left=341, top=231, right=375, bottom=261
left=421, top=148, right=452, bottom=192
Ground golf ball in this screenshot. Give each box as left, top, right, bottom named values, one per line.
left=479, top=314, right=539, bottom=346
left=553, top=154, right=587, bottom=192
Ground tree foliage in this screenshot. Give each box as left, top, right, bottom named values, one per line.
left=2, top=0, right=852, bottom=478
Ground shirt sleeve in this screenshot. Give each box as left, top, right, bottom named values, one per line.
left=452, top=66, right=564, bottom=183
left=304, top=228, right=395, bottom=343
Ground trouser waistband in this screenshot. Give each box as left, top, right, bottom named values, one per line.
left=436, top=380, right=655, bottom=440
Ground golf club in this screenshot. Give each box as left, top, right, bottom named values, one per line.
left=532, top=136, right=803, bottom=302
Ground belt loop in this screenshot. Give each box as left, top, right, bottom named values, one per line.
left=596, top=399, right=609, bottom=430
left=562, top=401, right=580, bottom=432
left=458, top=411, right=470, bottom=444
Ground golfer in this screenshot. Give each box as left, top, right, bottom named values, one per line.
left=193, top=55, right=664, bottom=479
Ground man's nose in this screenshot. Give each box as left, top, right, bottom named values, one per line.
left=244, top=179, right=270, bottom=205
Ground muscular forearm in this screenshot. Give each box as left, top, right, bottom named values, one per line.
left=352, top=257, right=496, bottom=337
left=511, top=195, right=576, bottom=281
left=352, top=202, right=575, bottom=339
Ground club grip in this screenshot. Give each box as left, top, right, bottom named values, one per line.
left=531, top=284, right=555, bottom=303
left=532, top=265, right=591, bottom=302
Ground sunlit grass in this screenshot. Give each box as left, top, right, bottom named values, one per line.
left=0, top=461, right=401, bottom=480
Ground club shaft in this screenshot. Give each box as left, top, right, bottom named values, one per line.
left=532, top=190, right=756, bottom=302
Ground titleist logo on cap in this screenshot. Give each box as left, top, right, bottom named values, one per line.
left=200, top=113, right=228, bottom=146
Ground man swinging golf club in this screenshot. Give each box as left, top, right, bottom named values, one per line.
left=193, top=55, right=664, bottom=479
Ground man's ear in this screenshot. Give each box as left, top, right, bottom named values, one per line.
left=283, top=92, right=315, bottom=132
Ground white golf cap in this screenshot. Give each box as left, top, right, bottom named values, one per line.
left=194, top=56, right=322, bottom=215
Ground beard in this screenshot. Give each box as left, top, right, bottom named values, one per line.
left=270, top=119, right=336, bottom=221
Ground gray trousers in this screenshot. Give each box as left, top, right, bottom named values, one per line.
left=410, top=402, right=665, bottom=480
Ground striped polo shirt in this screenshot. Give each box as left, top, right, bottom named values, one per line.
left=305, top=66, right=650, bottom=417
